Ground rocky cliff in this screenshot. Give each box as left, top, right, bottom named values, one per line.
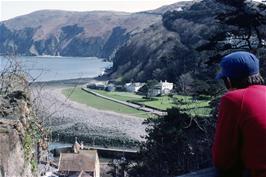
left=0, top=69, right=47, bottom=177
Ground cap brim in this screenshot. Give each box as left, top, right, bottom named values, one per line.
left=215, top=72, right=225, bottom=80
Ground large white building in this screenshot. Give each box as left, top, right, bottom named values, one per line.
left=148, top=81, right=174, bottom=97
left=158, top=80, right=174, bottom=94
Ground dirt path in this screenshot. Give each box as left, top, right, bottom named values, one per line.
left=31, top=85, right=146, bottom=144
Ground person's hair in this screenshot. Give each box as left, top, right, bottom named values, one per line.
left=228, top=73, right=264, bottom=89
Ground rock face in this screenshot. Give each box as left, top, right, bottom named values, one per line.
left=0, top=119, right=34, bottom=177
left=0, top=77, right=47, bottom=176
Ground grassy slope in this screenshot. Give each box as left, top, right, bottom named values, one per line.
left=62, top=88, right=153, bottom=118
left=93, top=89, right=211, bottom=117
left=93, top=89, right=143, bottom=101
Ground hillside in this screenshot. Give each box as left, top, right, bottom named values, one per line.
left=0, top=10, right=162, bottom=57
left=109, top=0, right=225, bottom=84
left=110, top=0, right=266, bottom=87
left=1, top=0, right=265, bottom=88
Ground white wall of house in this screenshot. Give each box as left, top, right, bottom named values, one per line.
left=159, top=81, right=174, bottom=92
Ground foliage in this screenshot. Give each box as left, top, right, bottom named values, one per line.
left=197, top=0, right=266, bottom=63
left=138, top=80, right=159, bottom=98
left=23, top=117, right=45, bottom=172
left=107, top=157, right=129, bottom=177
left=126, top=108, right=216, bottom=177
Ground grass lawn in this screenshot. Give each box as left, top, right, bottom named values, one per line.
left=62, top=88, right=153, bottom=118
left=139, top=95, right=211, bottom=117
left=90, top=89, right=212, bottom=117
left=92, top=89, right=144, bottom=102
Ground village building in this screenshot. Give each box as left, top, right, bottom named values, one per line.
left=87, top=81, right=108, bottom=90
left=57, top=138, right=100, bottom=177
left=124, top=82, right=145, bottom=92
left=106, top=84, right=115, bottom=92
left=148, top=81, right=174, bottom=97
left=158, top=80, right=174, bottom=94
left=58, top=150, right=100, bottom=177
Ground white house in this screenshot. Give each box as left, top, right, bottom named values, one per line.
left=148, top=81, right=174, bottom=97
left=124, top=82, right=145, bottom=92
left=158, top=80, right=174, bottom=95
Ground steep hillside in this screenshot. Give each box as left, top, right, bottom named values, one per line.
left=0, top=1, right=192, bottom=58
left=110, top=0, right=266, bottom=87
left=109, top=0, right=225, bottom=84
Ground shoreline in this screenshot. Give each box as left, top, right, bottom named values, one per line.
left=31, top=78, right=146, bottom=148
left=30, top=75, right=109, bottom=87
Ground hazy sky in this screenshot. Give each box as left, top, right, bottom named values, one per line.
left=1, top=0, right=192, bottom=21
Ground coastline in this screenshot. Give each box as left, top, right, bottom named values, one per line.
left=31, top=77, right=96, bottom=87
left=31, top=77, right=146, bottom=148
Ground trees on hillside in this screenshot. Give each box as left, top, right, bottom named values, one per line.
left=126, top=108, right=215, bottom=177
left=197, top=0, right=266, bottom=65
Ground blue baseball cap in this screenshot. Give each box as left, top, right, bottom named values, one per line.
left=216, top=51, right=260, bottom=80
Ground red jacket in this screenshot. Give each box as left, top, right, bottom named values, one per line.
left=212, top=85, right=266, bottom=177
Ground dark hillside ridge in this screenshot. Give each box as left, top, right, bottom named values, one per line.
left=109, top=0, right=226, bottom=83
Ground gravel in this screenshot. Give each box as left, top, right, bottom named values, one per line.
left=31, top=84, right=146, bottom=147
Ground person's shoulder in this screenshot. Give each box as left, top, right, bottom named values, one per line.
left=222, top=85, right=266, bottom=102
left=247, top=84, right=266, bottom=90
left=223, top=88, right=246, bottom=101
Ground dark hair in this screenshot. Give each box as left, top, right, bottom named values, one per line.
left=228, top=74, right=264, bottom=89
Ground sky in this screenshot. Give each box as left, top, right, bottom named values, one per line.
left=0, top=0, right=192, bottom=21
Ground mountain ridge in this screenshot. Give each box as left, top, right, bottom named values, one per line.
left=0, top=1, right=190, bottom=57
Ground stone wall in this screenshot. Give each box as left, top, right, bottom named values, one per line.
left=0, top=89, right=48, bottom=177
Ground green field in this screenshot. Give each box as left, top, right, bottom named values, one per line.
left=92, top=89, right=212, bottom=117
left=92, top=89, right=144, bottom=102
left=62, top=88, right=153, bottom=118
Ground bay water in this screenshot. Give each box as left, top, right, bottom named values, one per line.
left=0, top=56, right=112, bottom=82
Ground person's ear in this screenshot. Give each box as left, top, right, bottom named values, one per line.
left=223, top=77, right=232, bottom=90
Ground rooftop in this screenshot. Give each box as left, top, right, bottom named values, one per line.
left=58, top=150, right=98, bottom=172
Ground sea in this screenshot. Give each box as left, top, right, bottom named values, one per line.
left=0, top=56, right=112, bottom=82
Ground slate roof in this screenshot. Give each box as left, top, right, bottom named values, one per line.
left=58, top=150, right=98, bottom=172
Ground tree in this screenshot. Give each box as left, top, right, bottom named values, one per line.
left=178, top=72, right=194, bottom=94
left=138, top=80, right=159, bottom=98
left=127, top=108, right=216, bottom=177
left=197, top=0, right=266, bottom=64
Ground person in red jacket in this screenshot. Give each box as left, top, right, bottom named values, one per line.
left=213, top=51, right=266, bottom=177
